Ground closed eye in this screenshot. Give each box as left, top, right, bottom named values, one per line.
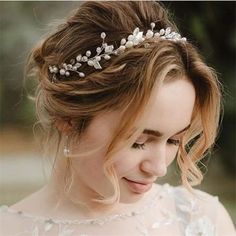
left=132, top=142, right=145, bottom=150
left=167, top=139, right=180, bottom=146
left=132, top=138, right=181, bottom=150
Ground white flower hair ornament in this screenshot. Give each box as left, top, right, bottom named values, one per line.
left=49, top=22, right=187, bottom=82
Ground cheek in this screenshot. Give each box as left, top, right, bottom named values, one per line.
left=114, top=145, right=179, bottom=175
left=166, top=146, right=179, bottom=165
left=72, top=155, right=116, bottom=197
left=73, top=153, right=105, bottom=181
left=113, top=150, right=140, bottom=177
left=71, top=138, right=109, bottom=181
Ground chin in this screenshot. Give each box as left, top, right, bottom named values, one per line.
left=119, top=193, right=144, bottom=204
left=118, top=178, right=147, bottom=204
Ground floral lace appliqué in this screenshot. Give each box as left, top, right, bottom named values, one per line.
left=185, top=216, right=215, bottom=236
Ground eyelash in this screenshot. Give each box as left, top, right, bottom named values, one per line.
left=167, top=139, right=181, bottom=146
left=132, top=143, right=146, bottom=149
left=132, top=139, right=180, bottom=150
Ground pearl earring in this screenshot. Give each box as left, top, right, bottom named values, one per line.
left=63, top=135, right=70, bottom=156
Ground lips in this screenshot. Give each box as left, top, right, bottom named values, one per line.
left=123, top=177, right=153, bottom=194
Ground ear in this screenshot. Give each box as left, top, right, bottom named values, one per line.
left=54, top=119, right=73, bottom=134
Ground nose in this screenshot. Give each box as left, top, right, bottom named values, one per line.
left=140, top=145, right=167, bottom=177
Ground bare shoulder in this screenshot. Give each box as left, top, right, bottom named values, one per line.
left=214, top=199, right=236, bottom=235
left=0, top=205, right=27, bottom=235
left=0, top=186, right=51, bottom=235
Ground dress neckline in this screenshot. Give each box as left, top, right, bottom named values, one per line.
left=0, top=184, right=171, bottom=226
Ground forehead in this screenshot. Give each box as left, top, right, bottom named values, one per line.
left=144, top=78, right=195, bottom=136
left=82, top=78, right=195, bottom=141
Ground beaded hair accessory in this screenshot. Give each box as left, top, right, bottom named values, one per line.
left=49, top=22, right=187, bottom=81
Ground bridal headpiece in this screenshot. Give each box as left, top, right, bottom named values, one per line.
left=49, top=22, right=187, bottom=81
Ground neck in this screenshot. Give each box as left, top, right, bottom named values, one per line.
left=43, top=157, right=157, bottom=219
left=45, top=158, right=117, bottom=218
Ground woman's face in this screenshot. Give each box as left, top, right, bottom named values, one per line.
left=70, top=77, right=195, bottom=204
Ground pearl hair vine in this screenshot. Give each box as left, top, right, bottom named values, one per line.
left=48, top=22, right=187, bottom=81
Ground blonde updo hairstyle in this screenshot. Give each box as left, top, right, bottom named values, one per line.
left=26, top=1, right=222, bottom=205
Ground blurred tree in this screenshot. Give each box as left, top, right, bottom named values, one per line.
left=0, top=2, right=82, bottom=130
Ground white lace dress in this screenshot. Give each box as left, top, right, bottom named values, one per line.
left=0, top=184, right=220, bottom=236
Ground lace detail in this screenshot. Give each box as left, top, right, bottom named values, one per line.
left=0, top=184, right=219, bottom=236
left=185, top=216, right=215, bottom=236
left=172, top=186, right=218, bottom=236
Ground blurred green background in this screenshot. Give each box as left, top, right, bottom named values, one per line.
left=0, top=1, right=235, bottom=225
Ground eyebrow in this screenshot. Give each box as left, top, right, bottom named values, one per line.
left=143, top=124, right=191, bottom=138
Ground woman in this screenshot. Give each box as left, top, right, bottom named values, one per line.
left=0, top=1, right=235, bottom=235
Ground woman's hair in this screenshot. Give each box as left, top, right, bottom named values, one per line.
left=26, top=1, right=222, bottom=205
